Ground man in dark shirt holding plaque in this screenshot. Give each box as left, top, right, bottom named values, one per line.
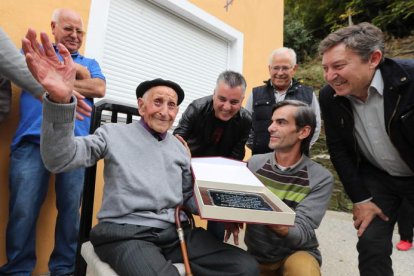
left=239, top=100, right=333, bottom=276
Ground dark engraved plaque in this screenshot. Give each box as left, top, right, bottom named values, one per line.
left=208, top=189, right=273, bottom=211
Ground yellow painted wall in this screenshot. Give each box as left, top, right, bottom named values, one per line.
left=0, top=0, right=283, bottom=274
left=0, top=1, right=91, bottom=274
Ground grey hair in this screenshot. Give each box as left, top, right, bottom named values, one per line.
left=51, top=8, right=84, bottom=26
left=318, top=22, right=384, bottom=63
left=272, top=100, right=316, bottom=154
left=215, top=70, right=247, bottom=94
left=51, top=9, right=61, bottom=23
left=268, top=47, right=297, bottom=66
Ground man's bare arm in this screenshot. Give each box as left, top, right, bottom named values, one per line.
left=74, top=78, right=106, bottom=98
left=73, top=63, right=105, bottom=98
left=74, top=63, right=91, bottom=80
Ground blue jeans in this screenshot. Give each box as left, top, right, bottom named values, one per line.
left=0, top=142, right=84, bottom=275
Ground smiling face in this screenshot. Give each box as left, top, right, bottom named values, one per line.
left=51, top=9, right=84, bottom=53
left=212, top=81, right=244, bottom=121
left=268, top=52, right=297, bottom=91
left=322, top=43, right=382, bottom=101
left=268, top=105, right=308, bottom=153
left=138, top=86, right=179, bottom=133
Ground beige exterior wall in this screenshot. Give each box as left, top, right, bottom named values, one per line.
left=0, top=0, right=283, bottom=274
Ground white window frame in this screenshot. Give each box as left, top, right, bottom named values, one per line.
left=84, top=0, right=243, bottom=73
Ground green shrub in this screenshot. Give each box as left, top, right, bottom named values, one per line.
left=284, top=15, right=316, bottom=63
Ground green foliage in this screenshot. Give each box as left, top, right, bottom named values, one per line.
left=284, top=0, right=351, bottom=40
left=283, top=14, right=316, bottom=63
left=345, top=0, right=414, bottom=37
left=295, top=58, right=325, bottom=90
left=284, top=0, right=414, bottom=58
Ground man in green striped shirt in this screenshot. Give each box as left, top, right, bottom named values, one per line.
left=245, top=100, right=333, bottom=276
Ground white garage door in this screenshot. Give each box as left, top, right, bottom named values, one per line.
left=85, top=0, right=243, bottom=124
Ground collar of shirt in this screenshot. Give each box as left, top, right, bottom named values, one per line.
left=52, top=44, right=80, bottom=58
left=139, top=119, right=167, bottom=141
left=273, top=154, right=304, bottom=171
left=271, top=80, right=292, bottom=95
left=369, top=69, right=384, bottom=96
left=346, top=69, right=384, bottom=104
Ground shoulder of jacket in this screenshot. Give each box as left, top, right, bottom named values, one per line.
left=188, top=95, right=213, bottom=111
left=253, top=80, right=271, bottom=91
left=192, top=95, right=212, bottom=105
left=239, top=107, right=252, bottom=121
left=381, top=58, right=414, bottom=87
left=319, top=85, right=335, bottom=97
left=291, top=80, right=313, bottom=91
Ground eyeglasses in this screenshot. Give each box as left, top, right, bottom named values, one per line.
left=271, top=66, right=292, bottom=72
left=62, top=25, right=85, bottom=36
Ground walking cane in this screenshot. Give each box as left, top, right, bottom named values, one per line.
left=175, top=205, right=194, bottom=276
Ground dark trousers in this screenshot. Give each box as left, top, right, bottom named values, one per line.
left=207, top=220, right=225, bottom=241
left=397, top=198, right=414, bottom=242
left=357, top=164, right=414, bottom=276
left=90, top=222, right=259, bottom=276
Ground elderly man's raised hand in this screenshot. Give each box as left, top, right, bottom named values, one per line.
left=22, top=28, right=76, bottom=104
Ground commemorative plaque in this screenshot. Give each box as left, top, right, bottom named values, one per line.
left=208, top=189, right=274, bottom=211
left=192, top=157, right=295, bottom=225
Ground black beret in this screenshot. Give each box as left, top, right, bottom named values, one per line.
left=135, top=78, right=185, bottom=105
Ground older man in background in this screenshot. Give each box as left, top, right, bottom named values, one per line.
left=245, top=47, right=321, bottom=155
left=0, top=8, right=105, bottom=276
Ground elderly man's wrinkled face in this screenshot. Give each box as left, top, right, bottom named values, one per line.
left=138, top=86, right=179, bottom=133
left=51, top=10, right=84, bottom=53
left=268, top=53, right=297, bottom=91
left=212, top=81, right=244, bottom=121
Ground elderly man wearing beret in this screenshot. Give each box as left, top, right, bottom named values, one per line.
left=21, top=29, right=259, bottom=276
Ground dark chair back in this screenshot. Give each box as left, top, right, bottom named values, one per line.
left=75, top=99, right=139, bottom=276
